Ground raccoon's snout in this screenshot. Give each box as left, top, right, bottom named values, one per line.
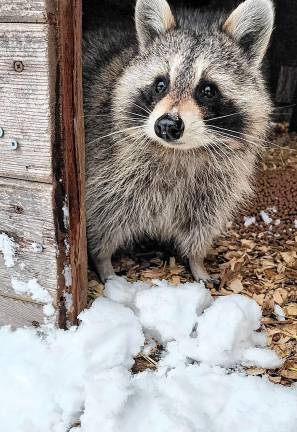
left=154, top=113, right=184, bottom=142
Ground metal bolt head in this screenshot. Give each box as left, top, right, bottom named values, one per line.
left=14, top=60, right=24, bottom=72
left=10, top=139, right=18, bottom=150
left=31, top=242, right=44, bottom=254
left=0, top=127, right=4, bottom=138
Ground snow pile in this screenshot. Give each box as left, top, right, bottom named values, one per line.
left=105, top=277, right=212, bottom=342
left=0, top=277, right=297, bottom=432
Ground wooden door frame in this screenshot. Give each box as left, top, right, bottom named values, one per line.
left=55, top=0, right=88, bottom=326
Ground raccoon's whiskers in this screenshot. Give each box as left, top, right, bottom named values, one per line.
left=87, top=126, right=144, bottom=145
left=123, top=111, right=148, bottom=119
left=208, top=124, right=297, bottom=155
left=130, top=102, right=152, bottom=115
left=203, top=146, right=229, bottom=192
left=84, top=110, right=148, bottom=118
left=207, top=124, right=269, bottom=148
left=207, top=127, right=263, bottom=153
left=213, top=138, right=250, bottom=175
left=204, top=112, right=243, bottom=123
left=208, top=138, right=242, bottom=179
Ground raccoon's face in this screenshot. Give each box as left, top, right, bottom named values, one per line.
left=114, top=0, right=274, bottom=152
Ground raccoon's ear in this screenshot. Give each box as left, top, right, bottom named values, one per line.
left=135, top=0, right=176, bottom=49
left=223, top=0, right=274, bottom=65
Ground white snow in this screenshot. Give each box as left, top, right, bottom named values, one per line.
left=62, top=198, right=70, bottom=229
left=294, top=220, right=297, bottom=229
left=63, top=264, right=72, bottom=287
left=64, top=292, right=73, bottom=312
left=0, top=233, right=16, bottom=267
left=11, top=277, right=52, bottom=304
left=274, top=304, right=286, bottom=321
left=0, top=277, right=296, bottom=432
left=134, top=279, right=212, bottom=343
left=260, top=211, right=273, bottom=225
left=64, top=238, right=70, bottom=256
left=195, top=295, right=281, bottom=368
left=244, top=216, right=256, bottom=227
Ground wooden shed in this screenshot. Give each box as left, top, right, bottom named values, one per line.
left=0, top=0, right=88, bottom=328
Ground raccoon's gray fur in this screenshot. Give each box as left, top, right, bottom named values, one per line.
left=83, top=0, right=274, bottom=282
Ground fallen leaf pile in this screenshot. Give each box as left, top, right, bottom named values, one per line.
left=88, top=125, right=297, bottom=385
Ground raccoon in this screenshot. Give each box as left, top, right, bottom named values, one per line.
left=83, top=0, right=274, bottom=282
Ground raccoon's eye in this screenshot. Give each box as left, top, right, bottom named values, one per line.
left=154, top=77, right=168, bottom=94
left=197, top=83, right=218, bottom=101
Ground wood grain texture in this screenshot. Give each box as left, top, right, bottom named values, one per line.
left=0, top=0, right=55, bottom=23
left=55, top=0, right=88, bottom=324
left=276, top=66, right=297, bottom=104
left=0, top=23, right=56, bottom=182
left=0, top=177, right=58, bottom=301
left=0, top=293, right=44, bottom=328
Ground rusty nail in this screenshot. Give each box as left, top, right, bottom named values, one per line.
left=14, top=60, right=24, bottom=72
left=0, top=127, right=4, bottom=138
left=10, top=139, right=18, bottom=150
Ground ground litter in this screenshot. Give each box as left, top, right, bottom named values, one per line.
left=1, top=276, right=296, bottom=432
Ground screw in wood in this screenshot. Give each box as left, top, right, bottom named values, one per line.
left=32, top=243, right=43, bottom=253
left=13, top=60, right=24, bottom=72
left=0, top=127, right=4, bottom=138
left=10, top=139, right=18, bottom=150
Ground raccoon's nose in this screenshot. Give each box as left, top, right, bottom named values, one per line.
left=154, top=114, right=184, bottom=142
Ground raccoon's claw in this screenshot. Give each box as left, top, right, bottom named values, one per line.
left=208, top=276, right=220, bottom=290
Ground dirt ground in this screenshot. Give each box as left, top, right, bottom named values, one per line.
left=88, top=124, right=297, bottom=385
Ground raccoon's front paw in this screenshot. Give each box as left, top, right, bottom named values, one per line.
left=189, top=255, right=210, bottom=282
left=94, top=255, right=115, bottom=283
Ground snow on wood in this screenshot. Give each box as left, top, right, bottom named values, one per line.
left=0, top=23, right=56, bottom=182
left=0, top=177, right=59, bottom=327
left=0, top=0, right=55, bottom=23
left=0, top=233, right=16, bottom=267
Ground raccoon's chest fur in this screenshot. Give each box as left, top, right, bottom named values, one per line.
left=86, top=142, right=250, bottom=257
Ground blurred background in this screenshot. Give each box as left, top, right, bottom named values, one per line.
left=83, top=0, right=297, bottom=129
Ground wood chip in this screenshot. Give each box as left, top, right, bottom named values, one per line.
left=228, top=278, right=244, bottom=293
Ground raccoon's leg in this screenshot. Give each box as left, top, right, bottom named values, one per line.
left=188, top=255, right=210, bottom=282
left=92, top=253, right=115, bottom=283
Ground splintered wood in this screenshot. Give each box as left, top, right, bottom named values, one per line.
left=89, top=126, right=297, bottom=384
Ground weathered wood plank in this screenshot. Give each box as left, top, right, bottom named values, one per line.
left=289, top=85, right=297, bottom=132
left=276, top=66, right=297, bottom=104
left=0, top=23, right=55, bottom=182
left=55, top=0, right=88, bottom=323
left=0, top=0, right=55, bottom=23
left=0, top=294, right=44, bottom=328
left=0, top=177, right=58, bottom=301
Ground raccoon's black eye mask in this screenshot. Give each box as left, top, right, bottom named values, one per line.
left=130, top=75, right=170, bottom=118
left=195, top=80, right=245, bottom=133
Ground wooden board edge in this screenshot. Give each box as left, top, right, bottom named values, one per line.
left=53, top=0, right=88, bottom=326
left=0, top=1, right=56, bottom=24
